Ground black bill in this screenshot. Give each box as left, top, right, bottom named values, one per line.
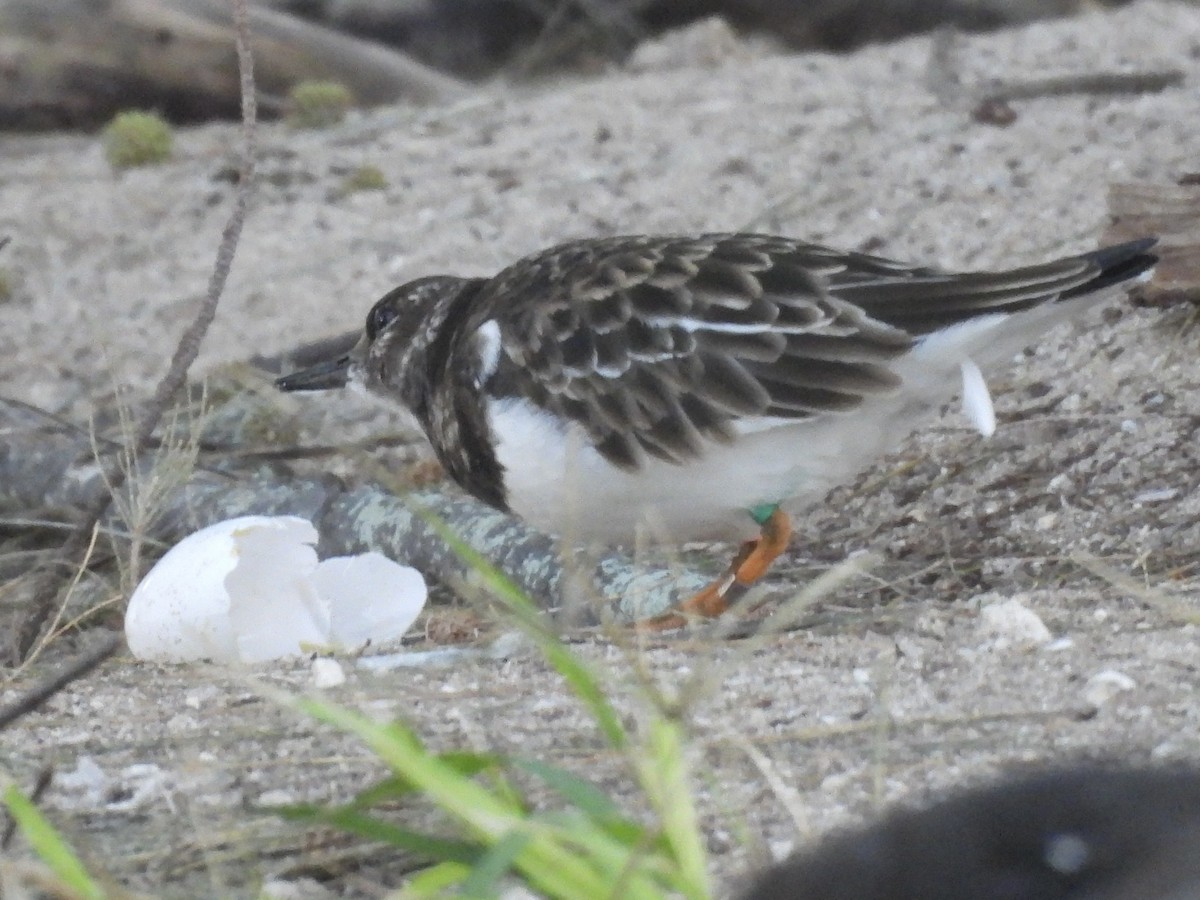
left=276, top=355, right=352, bottom=392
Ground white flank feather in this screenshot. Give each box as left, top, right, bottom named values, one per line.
left=960, top=358, right=996, bottom=437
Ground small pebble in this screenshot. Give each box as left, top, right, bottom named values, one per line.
left=977, top=596, right=1052, bottom=647
left=1083, top=669, right=1137, bottom=707
left=311, top=658, right=346, bottom=688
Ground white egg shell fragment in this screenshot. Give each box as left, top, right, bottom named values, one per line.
left=124, top=516, right=427, bottom=663
left=310, top=552, right=428, bottom=648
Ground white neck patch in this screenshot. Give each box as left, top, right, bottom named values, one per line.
left=473, top=319, right=502, bottom=386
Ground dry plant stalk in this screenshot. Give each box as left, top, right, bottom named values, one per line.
left=92, top=385, right=208, bottom=601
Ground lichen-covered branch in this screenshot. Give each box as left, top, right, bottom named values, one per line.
left=0, top=398, right=709, bottom=625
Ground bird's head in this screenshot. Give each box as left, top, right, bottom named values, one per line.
left=276, top=275, right=483, bottom=412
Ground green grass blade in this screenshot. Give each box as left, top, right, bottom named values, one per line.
left=394, top=860, right=472, bottom=897
left=412, top=505, right=629, bottom=751
left=350, top=775, right=419, bottom=807
left=407, top=506, right=713, bottom=897
left=290, top=692, right=643, bottom=899
left=349, top=751, right=504, bottom=808
left=274, top=803, right=482, bottom=863
left=540, top=808, right=654, bottom=849
left=513, top=758, right=621, bottom=819
left=634, top=718, right=710, bottom=898
left=3, top=783, right=105, bottom=900
left=458, top=829, right=532, bottom=897
left=439, top=750, right=507, bottom=776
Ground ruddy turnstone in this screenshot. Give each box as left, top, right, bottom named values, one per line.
left=278, top=233, right=1156, bottom=622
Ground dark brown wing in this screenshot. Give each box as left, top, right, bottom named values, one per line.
left=472, top=234, right=907, bottom=469
left=474, top=233, right=1153, bottom=470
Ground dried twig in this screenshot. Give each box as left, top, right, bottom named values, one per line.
left=0, top=633, right=121, bottom=731
left=1071, top=551, right=1199, bottom=625
left=926, top=28, right=1182, bottom=120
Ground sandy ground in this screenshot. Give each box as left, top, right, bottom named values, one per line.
left=2, top=1, right=1200, bottom=896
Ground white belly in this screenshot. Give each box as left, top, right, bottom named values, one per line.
left=487, top=395, right=909, bottom=544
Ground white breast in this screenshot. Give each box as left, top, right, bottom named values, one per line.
left=486, top=396, right=899, bottom=545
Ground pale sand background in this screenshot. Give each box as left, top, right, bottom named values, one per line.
left=2, top=2, right=1200, bottom=896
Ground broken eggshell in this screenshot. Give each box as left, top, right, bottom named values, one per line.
left=124, top=516, right=426, bottom=663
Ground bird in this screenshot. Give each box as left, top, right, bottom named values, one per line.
left=740, top=764, right=1200, bottom=900
left=276, top=233, right=1156, bottom=624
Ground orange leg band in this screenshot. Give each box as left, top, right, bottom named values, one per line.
left=641, top=508, right=793, bottom=629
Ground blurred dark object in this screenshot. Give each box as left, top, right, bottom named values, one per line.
left=972, top=96, right=1018, bottom=125
left=0, top=0, right=1143, bottom=130
left=1106, top=180, right=1200, bottom=308
left=272, top=0, right=1134, bottom=77
left=0, top=0, right=463, bottom=130
left=270, top=0, right=551, bottom=77
left=742, top=765, right=1200, bottom=900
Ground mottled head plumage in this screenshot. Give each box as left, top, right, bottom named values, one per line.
left=354, top=275, right=485, bottom=413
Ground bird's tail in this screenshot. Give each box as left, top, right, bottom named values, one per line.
left=889, top=237, right=1158, bottom=435
left=837, top=237, right=1158, bottom=335
left=1061, top=237, right=1158, bottom=298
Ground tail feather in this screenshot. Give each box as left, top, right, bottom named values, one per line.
left=835, top=237, right=1158, bottom=335
left=897, top=237, right=1159, bottom=391
left=1062, top=237, right=1158, bottom=298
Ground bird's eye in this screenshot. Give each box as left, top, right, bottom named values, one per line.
left=365, top=299, right=400, bottom=341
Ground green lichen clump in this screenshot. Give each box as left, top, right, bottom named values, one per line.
left=288, top=81, right=355, bottom=129
left=103, top=111, right=173, bottom=169
left=341, top=164, right=388, bottom=195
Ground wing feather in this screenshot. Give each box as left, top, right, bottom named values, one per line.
left=472, top=233, right=1128, bottom=470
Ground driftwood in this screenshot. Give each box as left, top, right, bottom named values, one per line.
left=0, top=398, right=712, bottom=626
left=1105, top=180, right=1200, bottom=308
left=0, top=0, right=465, bottom=129
left=926, top=27, right=1183, bottom=122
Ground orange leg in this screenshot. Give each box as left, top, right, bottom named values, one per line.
left=643, top=508, right=793, bottom=629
